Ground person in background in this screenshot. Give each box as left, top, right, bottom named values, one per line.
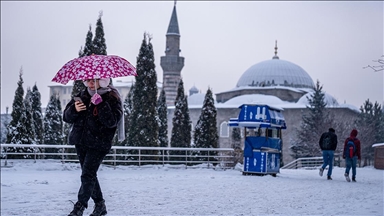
left=318, top=128, right=338, bottom=180
left=64, top=78, right=123, bottom=216
left=343, top=129, right=361, bottom=182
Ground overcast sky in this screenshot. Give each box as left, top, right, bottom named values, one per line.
left=1, top=1, right=383, bottom=114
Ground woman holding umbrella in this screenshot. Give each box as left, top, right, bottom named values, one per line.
left=64, top=77, right=123, bottom=216
left=52, top=54, right=136, bottom=216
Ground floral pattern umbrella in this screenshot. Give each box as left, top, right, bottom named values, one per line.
left=52, top=54, right=137, bottom=84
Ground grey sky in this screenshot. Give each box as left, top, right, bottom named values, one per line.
left=1, top=1, right=383, bottom=114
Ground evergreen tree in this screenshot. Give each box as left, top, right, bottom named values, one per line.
left=5, top=69, right=37, bottom=158
left=290, top=80, right=328, bottom=158
left=92, top=11, right=107, bottom=55
left=6, top=68, right=25, bottom=144
left=193, top=88, right=219, bottom=162
left=1, top=109, right=10, bottom=143
left=22, top=88, right=37, bottom=145
left=114, top=83, right=135, bottom=161
left=157, top=89, right=169, bottom=148
left=78, top=46, right=84, bottom=57
left=31, top=83, right=43, bottom=144
left=230, top=127, right=243, bottom=166
left=72, top=25, right=94, bottom=97
left=231, top=128, right=242, bottom=149
left=43, top=95, right=63, bottom=159
left=82, top=25, right=94, bottom=57
left=127, top=33, right=159, bottom=162
left=62, top=123, right=71, bottom=145
left=121, top=83, right=135, bottom=147
left=182, top=95, right=192, bottom=148
left=170, top=79, right=191, bottom=162
left=356, top=99, right=383, bottom=166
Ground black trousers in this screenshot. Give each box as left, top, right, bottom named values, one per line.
left=75, top=145, right=109, bottom=208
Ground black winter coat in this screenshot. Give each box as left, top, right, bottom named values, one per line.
left=63, top=89, right=123, bottom=151
left=319, top=131, right=338, bottom=151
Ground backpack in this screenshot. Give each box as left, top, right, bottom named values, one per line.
left=322, top=133, right=331, bottom=149
left=345, top=139, right=356, bottom=158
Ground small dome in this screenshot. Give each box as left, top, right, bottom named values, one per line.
left=189, top=85, right=199, bottom=96
left=190, top=86, right=198, bottom=92
left=297, top=92, right=339, bottom=107
left=236, top=58, right=315, bottom=89
left=188, top=93, right=206, bottom=105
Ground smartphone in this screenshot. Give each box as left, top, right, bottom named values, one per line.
left=73, top=97, right=83, bottom=103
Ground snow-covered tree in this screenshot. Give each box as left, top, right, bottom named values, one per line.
left=231, top=128, right=242, bottom=149
left=82, top=24, right=94, bottom=57
left=23, top=88, right=37, bottom=144
left=92, top=11, right=107, bottom=55
left=193, top=88, right=219, bottom=161
left=43, top=95, right=63, bottom=159
left=31, top=83, right=43, bottom=144
left=6, top=68, right=25, bottom=144
left=157, top=89, right=168, bottom=148
left=127, top=33, right=159, bottom=162
left=73, top=25, right=94, bottom=97
left=6, top=72, right=36, bottom=158
left=230, top=127, right=243, bottom=166
left=290, top=80, right=328, bottom=158
left=170, top=79, right=192, bottom=162
left=356, top=99, right=383, bottom=166
left=119, top=83, right=134, bottom=147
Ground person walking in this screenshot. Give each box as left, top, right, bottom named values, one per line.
left=343, top=129, right=361, bottom=182
left=319, top=128, right=338, bottom=180
left=64, top=78, right=123, bottom=216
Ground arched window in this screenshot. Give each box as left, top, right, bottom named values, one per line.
left=220, top=121, right=229, bottom=137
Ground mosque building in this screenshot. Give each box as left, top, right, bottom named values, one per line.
left=163, top=4, right=359, bottom=164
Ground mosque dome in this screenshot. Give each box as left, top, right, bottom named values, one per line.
left=236, top=42, right=315, bottom=89
left=189, top=85, right=199, bottom=96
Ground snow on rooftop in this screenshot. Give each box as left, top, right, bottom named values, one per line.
left=216, top=85, right=311, bottom=94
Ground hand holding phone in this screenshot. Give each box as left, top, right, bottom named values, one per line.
left=73, top=97, right=86, bottom=112
left=73, top=97, right=83, bottom=103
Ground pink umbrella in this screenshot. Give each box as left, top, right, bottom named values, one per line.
left=52, top=54, right=137, bottom=85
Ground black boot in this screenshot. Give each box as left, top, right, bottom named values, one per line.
left=90, top=199, right=107, bottom=216
left=68, top=201, right=85, bottom=216
left=352, top=177, right=356, bottom=182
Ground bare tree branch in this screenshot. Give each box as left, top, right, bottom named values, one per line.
left=363, top=55, right=384, bottom=72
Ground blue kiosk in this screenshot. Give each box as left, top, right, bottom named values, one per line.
left=229, top=104, right=287, bottom=176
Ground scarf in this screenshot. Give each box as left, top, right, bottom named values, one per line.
left=88, top=84, right=125, bottom=141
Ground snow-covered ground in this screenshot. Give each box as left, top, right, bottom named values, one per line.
left=1, top=160, right=383, bottom=216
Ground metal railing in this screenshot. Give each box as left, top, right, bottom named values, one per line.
left=0, top=144, right=235, bottom=169
left=281, top=154, right=342, bottom=169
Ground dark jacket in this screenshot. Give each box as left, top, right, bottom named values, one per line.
left=63, top=88, right=123, bottom=151
left=319, top=130, right=338, bottom=151
left=343, top=129, right=361, bottom=160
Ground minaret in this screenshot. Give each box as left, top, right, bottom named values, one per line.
left=160, top=1, right=185, bottom=106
